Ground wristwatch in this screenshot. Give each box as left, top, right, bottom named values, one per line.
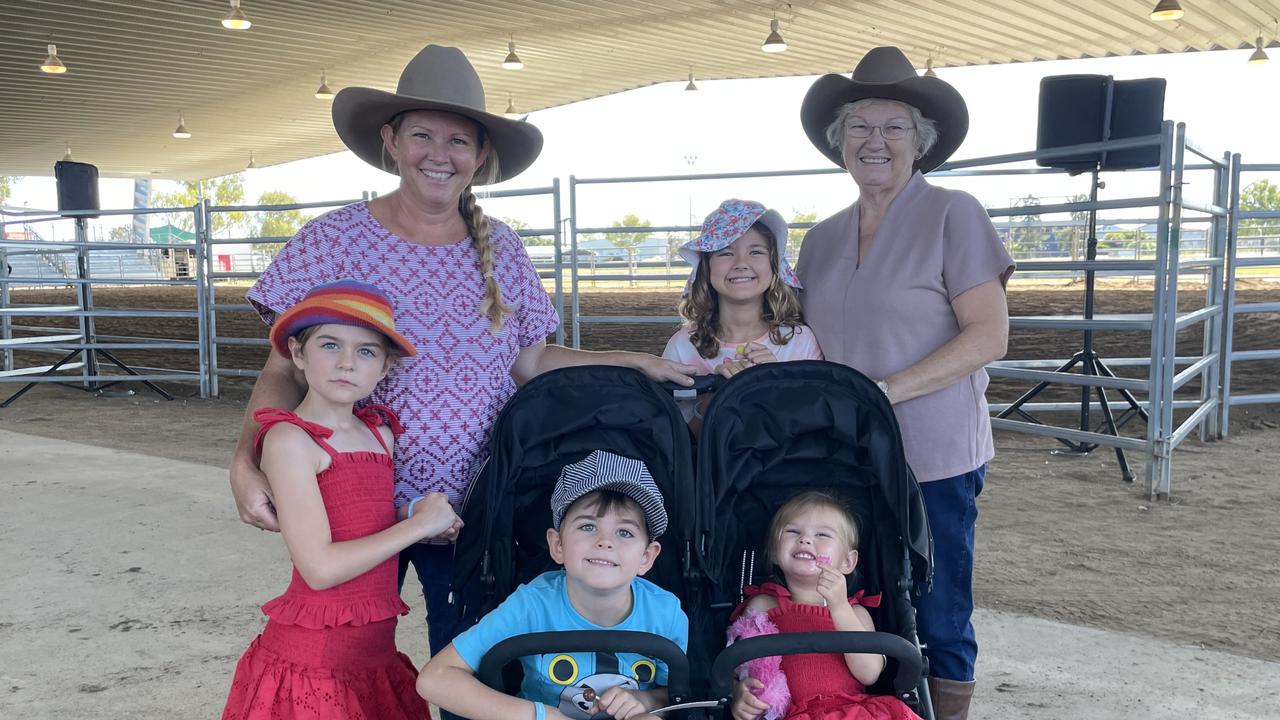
left=875, top=379, right=890, bottom=396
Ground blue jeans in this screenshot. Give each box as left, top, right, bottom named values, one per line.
left=915, top=465, right=985, bottom=682
left=398, top=544, right=483, bottom=720
left=397, top=543, right=482, bottom=657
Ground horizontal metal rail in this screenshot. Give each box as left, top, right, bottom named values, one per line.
left=990, top=417, right=1149, bottom=451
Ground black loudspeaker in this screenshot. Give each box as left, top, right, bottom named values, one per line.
left=54, top=160, right=101, bottom=218
left=1036, top=74, right=1166, bottom=172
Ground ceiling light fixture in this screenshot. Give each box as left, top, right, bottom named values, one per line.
left=172, top=111, right=192, bottom=139
left=685, top=72, right=698, bottom=91
left=62, top=145, right=73, bottom=161
left=502, top=38, right=524, bottom=70
left=1248, top=34, right=1270, bottom=64
left=762, top=18, right=787, bottom=53
left=314, top=70, right=335, bottom=99
left=221, top=0, right=252, bottom=30
left=1149, top=0, right=1184, bottom=21
left=40, top=44, right=67, bottom=74
left=924, top=57, right=938, bottom=77
left=504, top=95, right=520, bottom=119
left=247, top=151, right=258, bottom=169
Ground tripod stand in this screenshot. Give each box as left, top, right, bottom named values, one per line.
left=1, top=217, right=172, bottom=408
left=996, top=169, right=1148, bottom=482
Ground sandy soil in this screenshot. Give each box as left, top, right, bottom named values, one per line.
left=2, top=283, right=1279, bottom=669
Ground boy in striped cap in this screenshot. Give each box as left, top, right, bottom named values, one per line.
left=420, top=450, right=687, bottom=720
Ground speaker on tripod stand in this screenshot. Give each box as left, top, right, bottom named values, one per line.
left=998, top=74, right=1166, bottom=482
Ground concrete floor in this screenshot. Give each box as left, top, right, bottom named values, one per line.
left=1, top=428, right=1276, bottom=719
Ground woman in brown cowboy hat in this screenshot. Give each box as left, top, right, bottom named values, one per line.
left=227, top=44, right=698, bottom=682
left=794, top=46, right=1015, bottom=720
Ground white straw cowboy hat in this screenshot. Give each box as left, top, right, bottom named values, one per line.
left=332, top=44, right=543, bottom=184
left=800, top=46, right=968, bottom=173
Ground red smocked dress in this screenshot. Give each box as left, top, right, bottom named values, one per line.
left=222, top=405, right=428, bottom=720
left=739, top=582, right=922, bottom=720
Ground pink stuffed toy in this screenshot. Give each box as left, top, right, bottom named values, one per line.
left=726, top=609, right=791, bottom=719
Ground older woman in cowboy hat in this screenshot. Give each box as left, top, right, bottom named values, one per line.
left=795, top=47, right=1014, bottom=719
left=228, top=45, right=697, bottom=667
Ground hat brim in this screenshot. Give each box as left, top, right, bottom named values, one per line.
left=332, top=87, right=544, bottom=184
left=799, top=73, right=969, bottom=173
left=678, top=207, right=801, bottom=295
left=270, top=309, right=418, bottom=359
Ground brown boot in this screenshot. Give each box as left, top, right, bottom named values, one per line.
left=927, top=676, right=975, bottom=720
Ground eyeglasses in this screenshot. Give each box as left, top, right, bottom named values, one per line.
left=844, top=123, right=915, bottom=140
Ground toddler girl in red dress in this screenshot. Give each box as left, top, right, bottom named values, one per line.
left=728, top=491, right=921, bottom=720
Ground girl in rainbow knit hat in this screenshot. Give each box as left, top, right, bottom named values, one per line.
left=222, top=279, right=459, bottom=720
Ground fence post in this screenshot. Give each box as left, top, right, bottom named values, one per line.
left=195, top=201, right=212, bottom=398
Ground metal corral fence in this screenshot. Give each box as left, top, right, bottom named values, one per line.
left=2, top=131, right=1277, bottom=497
left=1221, top=161, right=1280, bottom=434
left=0, top=205, right=206, bottom=403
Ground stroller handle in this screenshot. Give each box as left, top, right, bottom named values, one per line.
left=709, top=631, right=922, bottom=699
left=476, top=630, right=693, bottom=703
left=657, top=374, right=723, bottom=398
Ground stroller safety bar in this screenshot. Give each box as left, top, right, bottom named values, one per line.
left=476, top=630, right=694, bottom=703
left=708, top=631, right=922, bottom=700
left=658, top=374, right=723, bottom=399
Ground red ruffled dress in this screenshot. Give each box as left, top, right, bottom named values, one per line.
left=222, top=406, right=428, bottom=720
left=737, top=582, right=922, bottom=720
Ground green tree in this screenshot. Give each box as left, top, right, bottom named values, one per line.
left=1067, top=193, right=1091, bottom=260
left=1010, top=194, right=1048, bottom=256
left=501, top=217, right=552, bottom=246
left=608, top=214, right=653, bottom=255
left=1239, top=179, right=1280, bottom=239
left=252, top=190, right=307, bottom=260
left=0, top=176, right=13, bottom=205
left=152, top=173, right=247, bottom=237
left=787, top=210, right=817, bottom=262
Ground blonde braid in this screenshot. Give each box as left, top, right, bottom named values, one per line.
left=460, top=188, right=513, bottom=331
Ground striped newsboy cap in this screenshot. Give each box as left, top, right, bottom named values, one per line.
left=269, top=279, right=416, bottom=358
left=551, top=450, right=668, bottom=539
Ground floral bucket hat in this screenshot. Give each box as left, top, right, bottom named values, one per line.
left=678, top=199, right=802, bottom=296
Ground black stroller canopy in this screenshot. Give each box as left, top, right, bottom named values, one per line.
left=695, top=360, right=931, bottom=608
left=454, top=365, right=695, bottom=604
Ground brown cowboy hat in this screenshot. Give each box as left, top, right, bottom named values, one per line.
left=332, top=44, right=543, bottom=184
left=800, top=46, right=968, bottom=173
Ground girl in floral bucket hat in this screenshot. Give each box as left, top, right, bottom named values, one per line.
left=663, top=199, right=823, bottom=390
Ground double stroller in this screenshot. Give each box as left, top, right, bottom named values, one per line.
left=451, top=361, right=935, bottom=719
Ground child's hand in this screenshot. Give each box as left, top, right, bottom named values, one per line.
left=716, top=358, right=751, bottom=378
left=739, top=342, right=778, bottom=365
left=815, top=563, right=849, bottom=608
left=593, top=686, right=650, bottom=719
left=435, top=516, right=465, bottom=542
left=407, top=493, right=460, bottom=540
left=731, top=678, right=770, bottom=720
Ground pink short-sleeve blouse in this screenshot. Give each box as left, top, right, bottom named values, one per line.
left=796, top=172, right=1014, bottom=482
left=247, top=201, right=560, bottom=507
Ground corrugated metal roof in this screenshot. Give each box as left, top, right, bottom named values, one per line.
left=3, top=0, right=1277, bottom=180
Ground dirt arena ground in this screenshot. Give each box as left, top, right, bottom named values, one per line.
left=2, top=283, right=1279, bottom=715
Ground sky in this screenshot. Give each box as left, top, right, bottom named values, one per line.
left=4, top=45, right=1279, bottom=243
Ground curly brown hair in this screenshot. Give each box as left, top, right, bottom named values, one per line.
left=677, top=221, right=805, bottom=360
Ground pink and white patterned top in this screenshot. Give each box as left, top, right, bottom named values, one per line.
left=247, top=201, right=560, bottom=509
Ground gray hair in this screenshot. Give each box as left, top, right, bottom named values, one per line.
left=823, top=99, right=939, bottom=160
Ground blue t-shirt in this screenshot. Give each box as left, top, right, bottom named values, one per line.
left=452, top=570, right=689, bottom=720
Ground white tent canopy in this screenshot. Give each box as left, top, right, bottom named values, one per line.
left=3, top=0, right=1276, bottom=180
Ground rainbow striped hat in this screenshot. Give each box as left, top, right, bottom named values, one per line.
left=269, top=279, right=416, bottom=358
